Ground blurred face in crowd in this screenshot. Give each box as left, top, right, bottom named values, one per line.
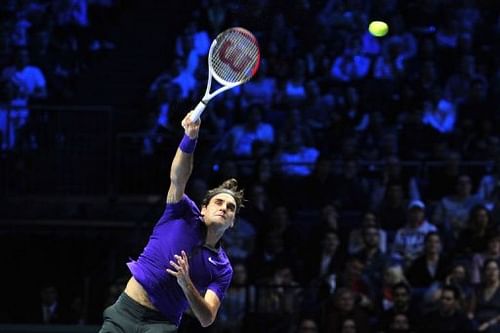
left=335, top=289, right=355, bottom=313
left=449, top=264, right=467, bottom=284
left=362, top=226, right=380, bottom=249
left=456, top=175, right=472, bottom=197
left=487, top=237, right=500, bottom=255
left=387, top=185, right=403, bottom=205
left=322, top=204, right=338, bottom=229
left=274, top=266, right=294, bottom=285
left=424, top=233, right=441, bottom=255
left=362, top=212, right=376, bottom=226
left=484, top=260, right=500, bottom=284
left=439, top=289, right=457, bottom=315
left=384, top=266, right=405, bottom=286
left=345, top=258, right=364, bottom=280
left=298, top=319, right=318, bottom=333
left=393, top=286, right=410, bottom=309
left=390, top=314, right=410, bottom=331
left=322, top=232, right=340, bottom=254
left=472, top=207, right=489, bottom=230
left=232, top=263, right=247, bottom=285
left=341, top=319, right=356, bottom=333
left=407, top=206, right=425, bottom=226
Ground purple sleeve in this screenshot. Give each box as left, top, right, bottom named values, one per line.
left=207, top=266, right=233, bottom=302
left=159, top=194, right=200, bottom=224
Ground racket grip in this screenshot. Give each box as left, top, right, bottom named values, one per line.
left=191, top=102, right=206, bottom=122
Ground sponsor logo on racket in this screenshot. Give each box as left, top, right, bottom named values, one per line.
left=219, top=40, right=253, bottom=73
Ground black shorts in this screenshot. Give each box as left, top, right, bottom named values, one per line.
left=99, top=292, right=177, bottom=333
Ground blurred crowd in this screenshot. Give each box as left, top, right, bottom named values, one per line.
left=140, top=0, right=500, bottom=332
left=0, top=0, right=119, bottom=150
left=3, top=0, right=500, bottom=333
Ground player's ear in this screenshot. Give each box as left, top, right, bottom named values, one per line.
left=200, top=206, right=207, bottom=216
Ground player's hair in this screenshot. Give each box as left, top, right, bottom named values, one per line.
left=202, top=178, right=245, bottom=212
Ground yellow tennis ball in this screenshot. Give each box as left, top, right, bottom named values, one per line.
left=369, top=21, right=389, bottom=37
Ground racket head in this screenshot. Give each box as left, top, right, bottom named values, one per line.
left=208, top=27, right=260, bottom=86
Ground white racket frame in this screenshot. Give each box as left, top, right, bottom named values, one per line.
left=190, top=28, right=259, bottom=122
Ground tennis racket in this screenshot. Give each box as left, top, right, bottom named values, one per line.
left=190, top=27, right=260, bottom=122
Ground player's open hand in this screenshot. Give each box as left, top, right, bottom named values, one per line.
left=167, top=250, right=192, bottom=290
left=182, top=111, right=201, bottom=139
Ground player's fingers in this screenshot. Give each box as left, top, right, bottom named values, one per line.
left=166, top=268, right=177, bottom=276
left=169, top=260, right=180, bottom=270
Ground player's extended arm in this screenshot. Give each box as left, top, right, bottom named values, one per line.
left=166, top=112, right=200, bottom=204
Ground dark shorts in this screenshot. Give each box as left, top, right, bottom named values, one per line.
left=99, top=292, right=177, bottom=333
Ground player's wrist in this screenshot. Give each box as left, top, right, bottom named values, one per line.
left=179, top=133, right=197, bottom=153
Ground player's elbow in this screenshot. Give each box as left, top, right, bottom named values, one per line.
left=199, top=316, right=215, bottom=328
left=198, top=310, right=217, bottom=327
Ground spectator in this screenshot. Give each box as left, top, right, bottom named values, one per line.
left=348, top=211, right=388, bottom=255
left=432, top=174, right=483, bottom=247
left=331, top=159, right=370, bottom=211
left=303, top=156, right=336, bottom=209
left=420, top=285, right=474, bottom=333
left=0, top=47, right=47, bottom=150
left=421, top=86, right=456, bottom=135
left=274, top=123, right=319, bottom=177
left=1, top=47, right=47, bottom=100
left=294, top=317, right=319, bottom=333
left=469, top=259, right=500, bottom=332
left=470, top=233, right=500, bottom=285
left=379, top=266, right=409, bottom=311
left=369, top=155, right=421, bottom=212
left=379, top=282, right=419, bottom=332
left=386, top=313, right=415, bottom=333
left=425, top=150, right=464, bottom=201
left=216, top=262, right=255, bottom=333
left=224, top=103, right=275, bottom=159
left=455, top=204, right=495, bottom=257
left=406, top=232, right=448, bottom=292
left=241, top=58, right=276, bottom=108
left=444, top=55, right=486, bottom=105
left=352, top=224, right=389, bottom=293
left=304, top=228, right=344, bottom=287
left=375, top=182, right=408, bottom=234
left=223, top=214, right=256, bottom=262
left=321, top=287, right=371, bottom=333
left=477, top=155, right=500, bottom=209
left=391, top=200, right=438, bottom=267
left=330, top=36, right=371, bottom=83
left=302, top=79, right=336, bottom=132
left=282, top=58, right=307, bottom=106
left=429, top=261, right=474, bottom=312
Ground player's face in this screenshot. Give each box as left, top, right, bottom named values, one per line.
left=201, top=193, right=237, bottom=230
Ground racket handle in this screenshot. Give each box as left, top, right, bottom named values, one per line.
left=191, top=102, right=206, bottom=122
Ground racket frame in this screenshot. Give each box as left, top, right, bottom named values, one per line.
left=190, top=28, right=259, bottom=121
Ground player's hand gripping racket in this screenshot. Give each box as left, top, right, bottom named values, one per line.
left=190, top=27, right=260, bottom=122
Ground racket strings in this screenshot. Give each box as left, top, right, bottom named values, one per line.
left=211, top=29, right=259, bottom=83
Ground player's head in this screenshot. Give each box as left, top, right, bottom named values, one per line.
left=201, top=179, right=244, bottom=230
left=202, top=178, right=244, bottom=212
left=201, top=178, right=243, bottom=232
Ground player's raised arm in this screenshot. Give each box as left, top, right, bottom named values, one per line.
left=166, top=111, right=200, bottom=204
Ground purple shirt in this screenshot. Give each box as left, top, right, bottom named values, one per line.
left=127, top=194, right=233, bottom=326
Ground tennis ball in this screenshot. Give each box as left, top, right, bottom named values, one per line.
left=368, top=21, right=389, bottom=37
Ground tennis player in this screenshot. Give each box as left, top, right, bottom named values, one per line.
left=99, top=111, right=244, bottom=332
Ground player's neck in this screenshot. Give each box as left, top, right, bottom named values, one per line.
left=205, top=229, right=224, bottom=249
